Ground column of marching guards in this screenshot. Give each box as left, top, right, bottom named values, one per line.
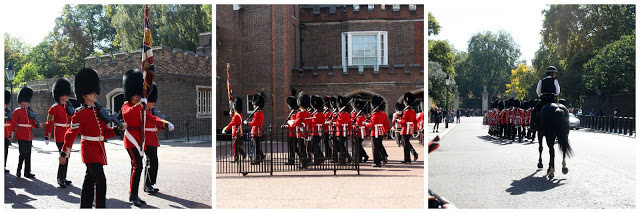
left=4, top=68, right=176, bottom=208
left=223, top=91, right=423, bottom=170
left=485, top=98, right=537, bottom=142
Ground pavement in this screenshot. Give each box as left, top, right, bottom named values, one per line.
left=428, top=117, right=635, bottom=209
left=216, top=138, right=424, bottom=209
left=4, top=137, right=212, bottom=209
left=426, top=119, right=459, bottom=141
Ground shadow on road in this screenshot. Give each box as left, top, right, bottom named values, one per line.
left=5, top=173, right=82, bottom=208
left=151, top=192, right=212, bottom=208
left=505, top=170, right=566, bottom=195
left=476, top=135, right=537, bottom=146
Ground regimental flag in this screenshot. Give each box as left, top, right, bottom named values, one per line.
left=141, top=5, right=155, bottom=98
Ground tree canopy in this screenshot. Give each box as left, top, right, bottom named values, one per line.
left=3, top=4, right=212, bottom=86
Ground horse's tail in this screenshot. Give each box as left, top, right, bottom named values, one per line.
left=553, top=107, right=573, bottom=158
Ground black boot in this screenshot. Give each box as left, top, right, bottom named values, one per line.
left=129, top=194, right=146, bottom=206
left=144, top=184, right=159, bottom=193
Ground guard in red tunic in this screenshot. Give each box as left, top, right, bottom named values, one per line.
left=351, top=98, right=369, bottom=163
left=309, top=95, right=325, bottom=164
left=45, top=78, right=75, bottom=188
left=392, top=102, right=403, bottom=146
left=397, top=93, right=417, bottom=163
left=245, top=93, right=265, bottom=165
left=334, top=95, right=352, bottom=164
left=5, top=89, right=13, bottom=173
left=289, top=92, right=311, bottom=168
left=283, top=96, right=298, bottom=165
left=322, top=96, right=332, bottom=158
left=223, top=97, right=245, bottom=162
left=365, top=95, right=389, bottom=167
left=143, top=84, right=174, bottom=194
left=11, top=86, right=42, bottom=178
left=60, top=68, right=124, bottom=208
left=121, top=69, right=161, bottom=206
left=416, top=102, right=425, bottom=146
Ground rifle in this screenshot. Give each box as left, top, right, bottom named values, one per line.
left=5, top=107, right=12, bottom=122
left=94, top=102, right=124, bottom=129
left=281, top=109, right=297, bottom=128
left=352, top=101, right=369, bottom=125
left=244, top=106, right=260, bottom=123
left=327, top=98, right=353, bottom=124
left=226, top=63, right=233, bottom=116
left=26, top=106, right=42, bottom=127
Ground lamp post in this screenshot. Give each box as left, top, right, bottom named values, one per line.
left=5, top=62, right=16, bottom=110
left=445, top=74, right=451, bottom=128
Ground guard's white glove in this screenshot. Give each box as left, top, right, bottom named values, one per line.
left=168, top=123, right=175, bottom=131
left=45, top=139, right=50, bottom=145
left=221, top=127, right=227, bottom=134
left=243, top=120, right=248, bottom=125
left=141, top=98, right=148, bottom=105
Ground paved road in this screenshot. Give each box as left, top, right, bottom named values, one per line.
left=4, top=138, right=212, bottom=209
left=428, top=117, right=635, bottom=209
left=217, top=138, right=424, bottom=209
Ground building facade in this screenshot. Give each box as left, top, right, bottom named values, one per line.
left=21, top=33, right=212, bottom=139
left=216, top=4, right=424, bottom=130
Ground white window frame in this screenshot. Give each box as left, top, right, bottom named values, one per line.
left=341, top=31, right=388, bottom=67
left=196, top=85, right=212, bottom=118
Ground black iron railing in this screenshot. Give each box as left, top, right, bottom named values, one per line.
left=577, top=115, right=634, bottom=136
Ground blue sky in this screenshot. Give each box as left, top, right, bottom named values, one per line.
left=428, top=2, right=549, bottom=66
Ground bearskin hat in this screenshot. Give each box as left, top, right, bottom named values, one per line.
left=297, top=92, right=311, bottom=109
left=287, top=96, right=298, bottom=110
left=522, top=100, right=528, bottom=109
left=232, top=96, right=242, bottom=112
left=74, top=68, right=101, bottom=103
left=52, top=78, right=72, bottom=103
left=252, top=93, right=265, bottom=109
left=353, top=98, right=365, bottom=111
left=512, top=99, right=520, bottom=108
left=148, top=83, right=158, bottom=103
left=504, top=99, right=511, bottom=108
left=323, top=96, right=331, bottom=108
left=336, top=95, right=349, bottom=108
left=123, top=69, right=144, bottom=102
left=17, top=86, right=33, bottom=103
left=371, top=95, right=384, bottom=110
left=350, top=96, right=361, bottom=110
left=329, top=96, right=337, bottom=109
left=5, top=90, right=10, bottom=105
left=497, top=100, right=504, bottom=110
left=311, top=95, right=324, bottom=110
left=395, top=102, right=403, bottom=111
left=402, top=92, right=415, bottom=106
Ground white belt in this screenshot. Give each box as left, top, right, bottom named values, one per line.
left=359, top=126, right=365, bottom=139
left=17, top=124, right=32, bottom=128
left=54, top=123, right=70, bottom=127
left=374, top=124, right=384, bottom=138
left=4, top=123, right=9, bottom=127
left=342, top=124, right=348, bottom=136
left=125, top=130, right=143, bottom=154
left=315, top=124, right=323, bottom=136
left=145, top=128, right=158, bottom=132
left=82, top=135, right=104, bottom=142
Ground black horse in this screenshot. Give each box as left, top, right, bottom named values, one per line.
left=534, top=102, right=573, bottom=179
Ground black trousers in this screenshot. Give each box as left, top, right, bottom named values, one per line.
left=233, top=136, right=246, bottom=160
left=56, top=142, right=69, bottom=182
left=334, top=136, right=350, bottom=161
left=402, top=135, right=413, bottom=162
left=287, top=136, right=297, bottom=163
left=17, top=140, right=32, bottom=174
left=144, top=146, right=158, bottom=187
left=126, top=148, right=143, bottom=196
left=310, top=135, right=323, bottom=163
left=323, top=134, right=333, bottom=158
left=81, top=163, right=107, bottom=208
left=354, top=137, right=368, bottom=161
left=251, top=136, right=264, bottom=162
left=297, top=137, right=308, bottom=162
left=372, top=137, right=384, bottom=165
left=4, top=138, right=9, bottom=168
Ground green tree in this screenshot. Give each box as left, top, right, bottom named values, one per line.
left=112, top=5, right=212, bottom=52
left=539, top=4, right=636, bottom=106
left=13, top=62, right=45, bottom=86
left=428, top=12, right=441, bottom=36
left=460, top=30, right=521, bottom=101
left=428, top=39, right=455, bottom=77
left=583, top=33, right=635, bottom=95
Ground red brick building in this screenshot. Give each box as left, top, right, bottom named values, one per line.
left=216, top=4, right=424, bottom=130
